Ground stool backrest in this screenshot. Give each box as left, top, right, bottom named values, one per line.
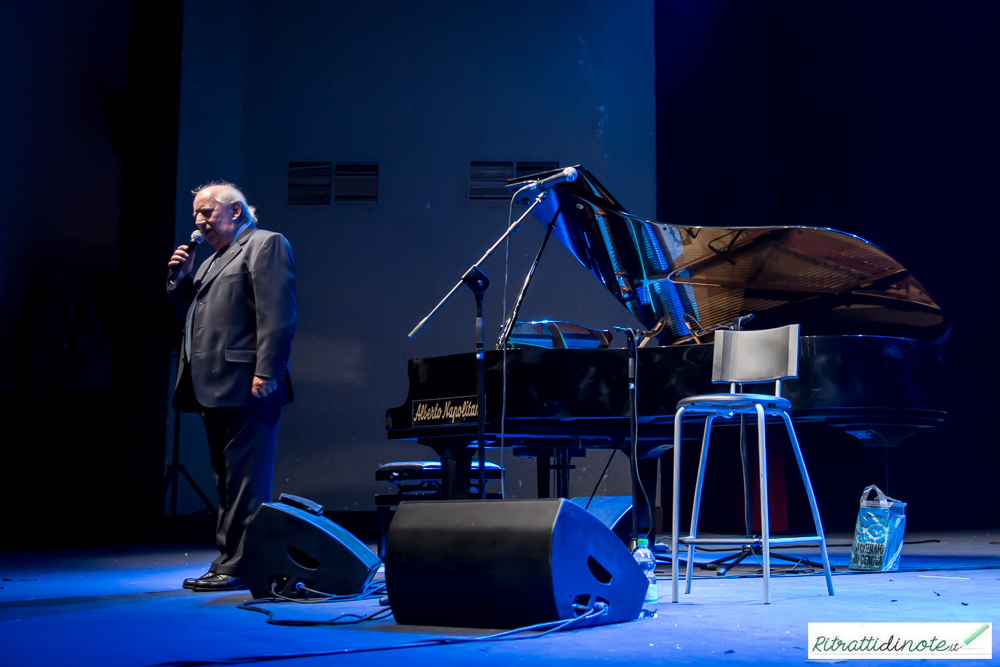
left=711, top=324, right=799, bottom=386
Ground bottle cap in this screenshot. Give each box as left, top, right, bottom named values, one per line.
left=636, top=538, right=648, bottom=547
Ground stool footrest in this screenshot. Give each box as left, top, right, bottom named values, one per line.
left=678, top=535, right=824, bottom=546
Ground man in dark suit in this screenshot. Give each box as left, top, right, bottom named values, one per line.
left=167, top=182, right=296, bottom=591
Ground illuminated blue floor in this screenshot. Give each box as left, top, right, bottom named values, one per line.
left=1, top=532, right=997, bottom=666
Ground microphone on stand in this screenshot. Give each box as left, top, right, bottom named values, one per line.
left=167, top=230, right=205, bottom=285
left=518, top=167, right=578, bottom=202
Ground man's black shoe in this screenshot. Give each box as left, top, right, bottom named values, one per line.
left=182, top=571, right=216, bottom=589
left=191, top=574, right=248, bottom=592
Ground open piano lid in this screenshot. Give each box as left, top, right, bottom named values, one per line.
left=507, top=166, right=946, bottom=345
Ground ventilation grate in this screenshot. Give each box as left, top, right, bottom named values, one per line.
left=515, top=160, right=560, bottom=180
left=287, top=162, right=333, bottom=206
left=470, top=160, right=559, bottom=200
left=469, top=161, right=514, bottom=200
left=335, top=162, right=379, bottom=202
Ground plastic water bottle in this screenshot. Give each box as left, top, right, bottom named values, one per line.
left=633, top=538, right=658, bottom=603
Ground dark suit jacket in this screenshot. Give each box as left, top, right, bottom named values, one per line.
left=172, top=225, right=296, bottom=410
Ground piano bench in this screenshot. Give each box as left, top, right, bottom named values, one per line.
left=376, top=460, right=504, bottom=484
left=374, top=460, right=504, bottom=558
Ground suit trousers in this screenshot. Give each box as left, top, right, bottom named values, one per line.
left=200, top=405, right=280, bottom=576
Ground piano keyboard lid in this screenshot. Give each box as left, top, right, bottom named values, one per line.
left=507, top=166, right=946, bottom=345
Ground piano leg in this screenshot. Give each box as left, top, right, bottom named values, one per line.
left=536, top=456, right=550, bottom=499
left=434, top=444, right=473, bottom=500
left=534, top=447, right=576, bottom=499
left=634, top=457, right=659, bottom=542
left=455, top=450, right=472, bottom=500
left=441, top=450, right=456, bottom=500
left=554, top=449, right=571, bottom=498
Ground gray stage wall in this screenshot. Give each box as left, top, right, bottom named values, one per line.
left=170, top=1, right=656, bottom=512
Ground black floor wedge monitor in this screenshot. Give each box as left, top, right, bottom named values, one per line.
left=243, top=494, right=380, bottom=599
left=384, top=498, right=646, bottom=629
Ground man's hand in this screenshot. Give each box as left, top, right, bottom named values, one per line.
left=168, top=244, right=197, bottom=283
left=252, top=376, right=277, bottom=398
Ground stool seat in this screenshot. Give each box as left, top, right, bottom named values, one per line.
left=677, top=393, right=792, bottom=413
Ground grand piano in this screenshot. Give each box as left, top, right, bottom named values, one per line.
left=385, top=166, right=946, bottom=538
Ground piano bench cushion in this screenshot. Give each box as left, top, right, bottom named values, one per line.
left=677, top=393, right=792, bottom=413
left=376, top=461, right=504, bottom=483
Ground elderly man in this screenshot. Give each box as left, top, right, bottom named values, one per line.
left=167, top=182, right=296, bottom=591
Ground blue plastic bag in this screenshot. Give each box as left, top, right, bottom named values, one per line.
left=849, top=485, right=906, bottom=572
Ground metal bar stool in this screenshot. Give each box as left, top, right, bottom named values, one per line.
left=670, top=324, right=834, bottom=604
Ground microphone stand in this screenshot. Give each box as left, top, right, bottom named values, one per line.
left=465, top=266, right=488, bottom=498
left=408, top=187, right=551, bottom=499
left=617, top=328, right=654, bottom=546
left=496, top=218, right=557, bottom=350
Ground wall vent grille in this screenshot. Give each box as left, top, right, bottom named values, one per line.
left=287, top=162, right=332, bottom=206
left=335, top=162, right=379, bottom=202
left=469, top=160, right=560, bottom=200
left=469, top=161, right=514, bottom=200
left=515, top=161, right=560, bottom=179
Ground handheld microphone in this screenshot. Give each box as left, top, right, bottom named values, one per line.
left=167, top=230, right=205, bottom=284
left=526, top=166, right=578, bottom=192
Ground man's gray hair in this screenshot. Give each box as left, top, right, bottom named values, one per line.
left=194, top=181, right=258, bottom=224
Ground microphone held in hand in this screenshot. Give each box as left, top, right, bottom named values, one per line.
left=167, top=230, right=205, bottom=284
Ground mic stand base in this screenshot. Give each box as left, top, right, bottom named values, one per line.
left=696, top=544, right=823, bottom=576
left=148, top=409, right=216, bottom=541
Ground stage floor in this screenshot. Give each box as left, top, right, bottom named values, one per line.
left=1, top=530, right=997, bottom=666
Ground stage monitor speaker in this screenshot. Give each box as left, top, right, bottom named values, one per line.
left=570, top=495, right=632, bottom=544
left=243, top=494, right=380, bottom=599
left=384, top=498, right=646, bottom=629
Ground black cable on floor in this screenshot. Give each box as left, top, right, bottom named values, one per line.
left=152, top=603, right=611, bottom=666
left=265, top=581, right=386, bottom=603
left=226, top=580, right=388, bottom=627
left=825, top=539, right=941, bottom=548
left=236, top=600, right=393, bottom=627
